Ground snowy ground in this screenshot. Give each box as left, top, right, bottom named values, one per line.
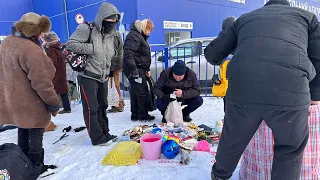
left=0, top=97, right=241, bottom=180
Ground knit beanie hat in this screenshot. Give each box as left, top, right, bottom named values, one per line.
left=265, top=0, right=290, bottom=6
left=222, top=16, right=236, bottom=31
left=43, top=31, right=59, bottom=42
left=173, top=60, right=186, bottom=76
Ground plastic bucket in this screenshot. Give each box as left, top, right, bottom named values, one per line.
left=140, top=134, right=162, bottom=160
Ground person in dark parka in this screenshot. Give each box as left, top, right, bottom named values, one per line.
left=204, top=0, right=320, bottom=179
left=123, top=19, right=155, bottom=121
left=153, top=60, right=203, bottom=122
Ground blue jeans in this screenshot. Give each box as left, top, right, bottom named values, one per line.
left=156, top=96, right=203, bottom=117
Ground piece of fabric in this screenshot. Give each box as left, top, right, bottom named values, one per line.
left=239, top=105, right=320, bottom=180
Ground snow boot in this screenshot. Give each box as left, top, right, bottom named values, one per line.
left=58, top=109, right=71, bottom=114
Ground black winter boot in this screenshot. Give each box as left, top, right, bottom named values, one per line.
left=20, top=146, right=29, bottom=157
left=39, top=150, right=57, bottom=174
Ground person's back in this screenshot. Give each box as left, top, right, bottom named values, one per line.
left=205, top=1, right=320, bottom=180
left=206, top=1, right=320, bottom=110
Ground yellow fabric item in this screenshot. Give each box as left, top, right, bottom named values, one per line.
left=101, top=141, right=142, bottom=166
left=212, top=60, right=230, bottom=97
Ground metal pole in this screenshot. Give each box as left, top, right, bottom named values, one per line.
left=63, top=0, right=70, bottom=38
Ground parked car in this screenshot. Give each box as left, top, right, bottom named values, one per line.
left=149, top=37, right=219, bottom=92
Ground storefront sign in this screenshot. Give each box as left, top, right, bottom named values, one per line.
left=163, top=21, right=193, bottom=30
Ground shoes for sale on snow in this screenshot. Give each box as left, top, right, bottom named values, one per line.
left=58, top=109, right=71, bottom=114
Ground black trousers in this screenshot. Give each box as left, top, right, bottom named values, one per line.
left=129, top=74, right=149, bottom=118
left=18, top=128, right=44, bottom=162
left=78, top=76, right=109, bottom=145
left=212, top=102, right=309, bottom=180
left=60, top=93, right=71, bottom=111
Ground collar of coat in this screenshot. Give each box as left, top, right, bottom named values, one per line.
left=11, top=26, right=41, bottom=47
left=265, top=0, right=290, bottom=6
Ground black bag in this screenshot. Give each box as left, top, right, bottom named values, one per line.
left=0, top=143, right=40, bottom=180
left=61, top=22, right=94, bottom=72
left=147, top=77, right=157, bottom=111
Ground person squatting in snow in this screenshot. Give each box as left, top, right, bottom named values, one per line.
left=0, top=12, right=60, bottom=176
left=205, top=0, right=320, bottom=180
left=123, top=19, right=156, bottom=121
left=153, top=60, right=203, bottom=123
left=66, top=2, right=123, bottom=146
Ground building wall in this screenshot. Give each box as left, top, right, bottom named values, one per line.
left=0, top=0, right=33, bottom=36
left=137, top=0, right=265, bottom=44
left=1, top=0, right=320, bottom=44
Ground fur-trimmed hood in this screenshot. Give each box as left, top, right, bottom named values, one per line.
left=14, top=14, right=51, bottom=38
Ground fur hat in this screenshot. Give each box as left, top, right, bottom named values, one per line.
left=43, top=31, right=59, bottom=42
left=135, top=19, right=154, bottom=34
left=14, top=12, right=51, bottom=38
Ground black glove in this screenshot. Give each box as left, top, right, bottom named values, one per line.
left=63, top=126, right=72, bottom=133
left=109, top=71, right=114, bottom=77
left=130, top=69, right=139, bottom=79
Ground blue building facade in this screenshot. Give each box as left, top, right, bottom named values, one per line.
left=1, top=0, right=320, bottom=44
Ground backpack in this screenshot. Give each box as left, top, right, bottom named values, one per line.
left=0, top=143, right=40, bottom=180
left=212, top=59, right=230, bottom=97
left=61, top=22, right=94, bottom=72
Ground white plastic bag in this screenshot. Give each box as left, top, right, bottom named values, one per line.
left=107, top=77, right=119, bottom=107
left=165, top=94, right=185, bottom=127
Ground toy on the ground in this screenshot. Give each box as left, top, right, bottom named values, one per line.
left=215, top=120, right=223, bottom=135
left=161, top=140, right=180, bottom=159
left=194, top=140, right=211, bottom=152
left=179, top=142, right=195, bottom=165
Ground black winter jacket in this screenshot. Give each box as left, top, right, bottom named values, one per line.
left=204, top=1, right=320, bottom=110
left=123, top=21, right=151, bottom=78
left=153, top=67, right=200, bottom=100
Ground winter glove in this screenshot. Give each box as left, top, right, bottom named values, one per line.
left=130, top=69, right=139, bottom=79
left=63, top=126, right=72, bottom=132
left=109, top=71, right=114, bottom=77
left=46, top=104, right=60, bottom=112
left=74, top=126, right=86, bottom=132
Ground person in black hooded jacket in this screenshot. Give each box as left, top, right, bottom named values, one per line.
left=204, top=0, right=320, bottom=179
left=123, top=19, right=155, bottom=121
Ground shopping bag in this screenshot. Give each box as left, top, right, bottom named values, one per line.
left=239, top=105, right=320, bottom=180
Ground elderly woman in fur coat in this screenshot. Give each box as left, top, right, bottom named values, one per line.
left=0, top=12, right=59, bottom=177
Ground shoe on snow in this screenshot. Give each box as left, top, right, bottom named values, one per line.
left=41, top=164, right=57, bottom=174
left=183, top=115, right=193, bottom=122
left=94, top=135, right=117, bottom=146
left=58, top=109, right=71, bottom=114
left=139, top=115, right=155, bottom=121
left=131, top=116, right=139, bottom=121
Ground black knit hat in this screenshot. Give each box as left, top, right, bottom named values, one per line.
left=222, top=16, right=236, bottom=31
left=265, top=0, right=290, bottom=6
left=173, top=60, right=186, bottom=76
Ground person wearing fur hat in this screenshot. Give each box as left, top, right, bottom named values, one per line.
left=123, top=19, right=155, bottom=121
left=43, top=31, right=71, bottom=115
left=153, top=60, right=203, bottom=123
left=66, top=2, right=123, bottom=146
left=0, top=12, right=60, bottom=177
left=204, top=0, right=320, bottom=179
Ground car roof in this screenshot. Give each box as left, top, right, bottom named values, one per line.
left=170, top=37, right=216, bottom=47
